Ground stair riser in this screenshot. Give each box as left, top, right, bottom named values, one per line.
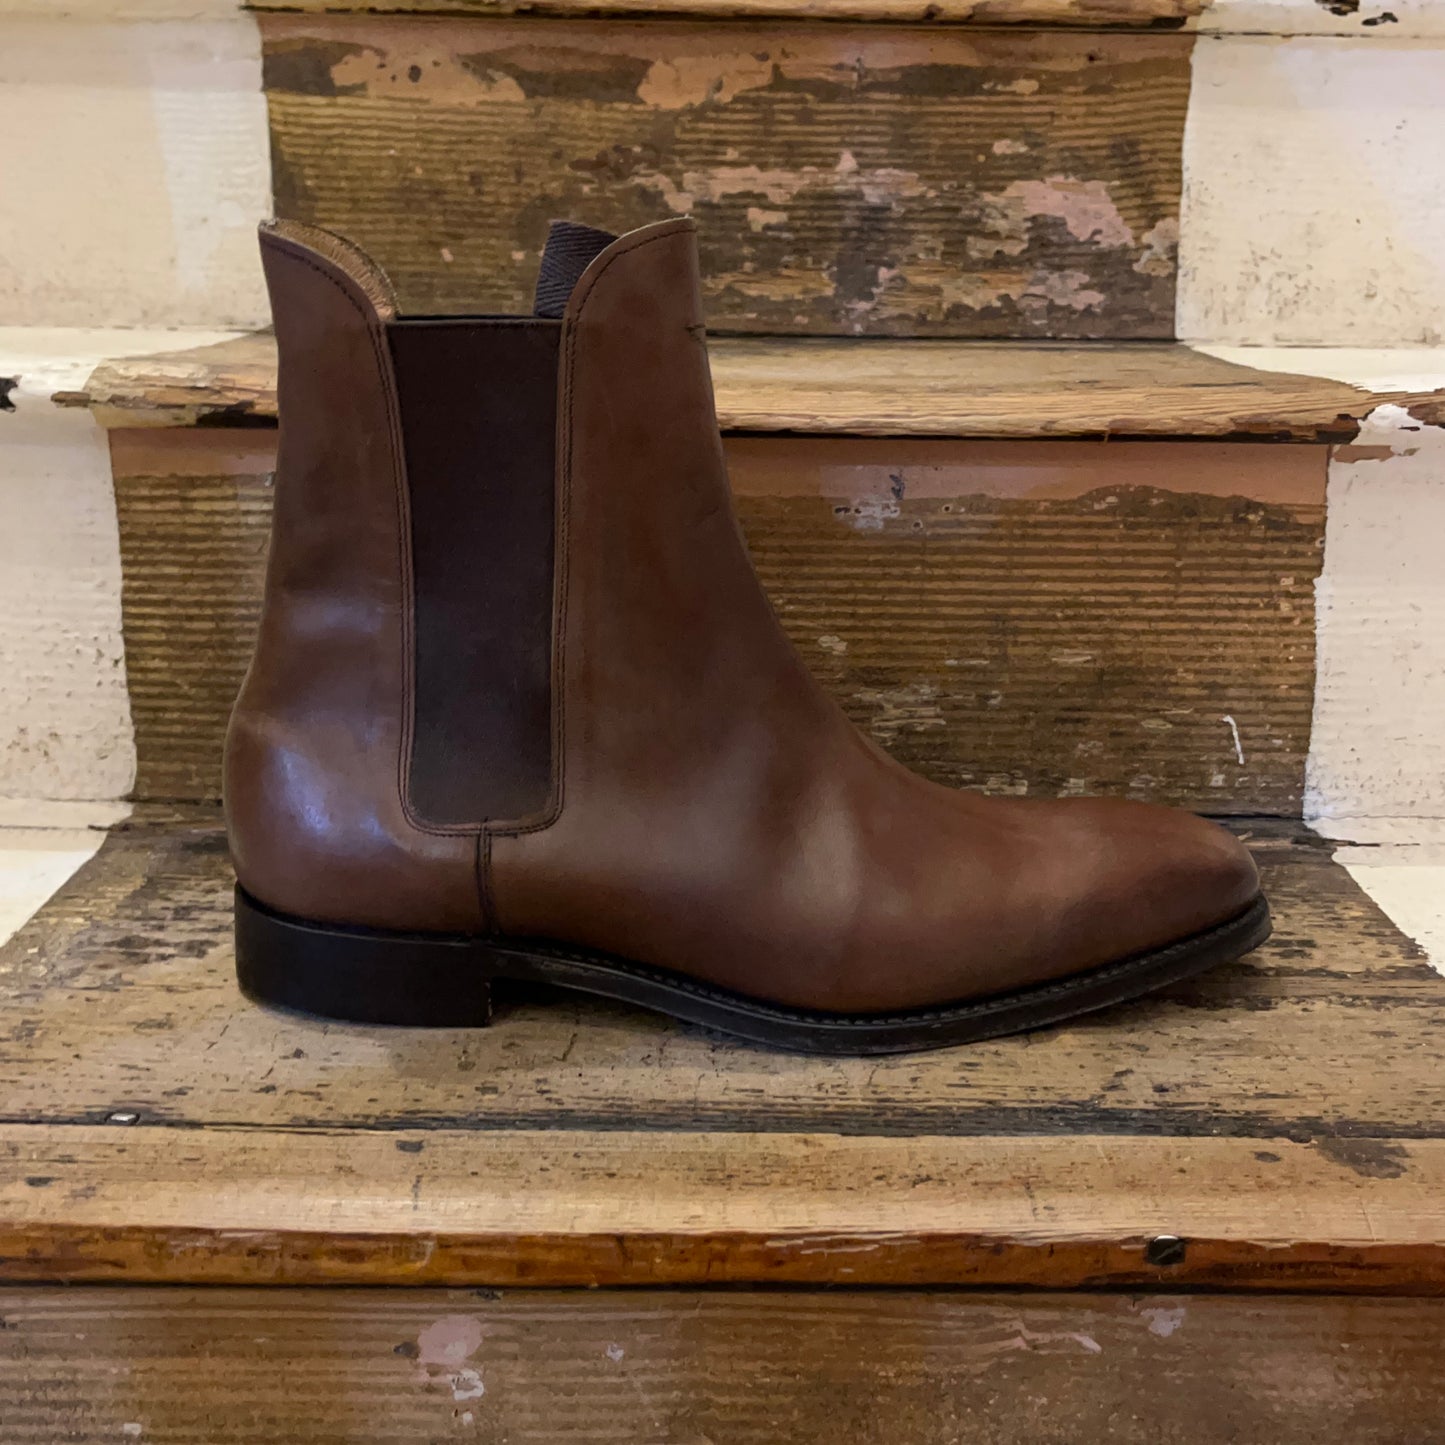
left=262, top=17, right=1189, bottom=339
left=108, top=428, right=1323, bottom=812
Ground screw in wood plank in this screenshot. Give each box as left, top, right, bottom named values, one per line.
left=1145, top=1234, right=1187, bottom=1267
left=106, top=1110, right=141, bottom=1125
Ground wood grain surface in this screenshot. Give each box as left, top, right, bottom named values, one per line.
left=261, top=17, right=1190, bottom=337
left=108, top=431, right=272, bottom=804
left=1, top=815, right=1443, bottom=1288
left=247, top=0, right=1207, bottom=24
left=2, top=1288, right=1444, bottom=1443
left=76, top=332, right=1445, bottom=440
left=106, top=427, right=1324, bottom=809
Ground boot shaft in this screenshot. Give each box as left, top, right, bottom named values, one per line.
left=225, top=216, right=722, bottom=931
left=224, top=222, right=559, bottom=929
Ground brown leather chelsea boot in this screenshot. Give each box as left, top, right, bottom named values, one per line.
left=225, top=216, right=1270, bottom=1054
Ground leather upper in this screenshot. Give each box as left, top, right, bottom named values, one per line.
left=226, top=218, right=1260, bottom=1012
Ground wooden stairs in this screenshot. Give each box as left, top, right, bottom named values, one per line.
left=6, top=0, right=1445, bottom=1437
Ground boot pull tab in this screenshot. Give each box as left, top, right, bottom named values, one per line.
left=533, top=220, right=618, bottom=318
left=259, top=218, right=399, bottom=322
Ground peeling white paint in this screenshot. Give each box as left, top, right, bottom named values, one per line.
left=842, top=496, right=901, bottom=532
left=0, top=16, right=270, bottom=328
left=1141, top=1305, right=1187, bottom=1338
left=413, top=1314, right=488, bottom=1400
left=1199, top=1, right=1445, bottom=37
left=1221, top=714, right=1246, bottom=766
left=1306, top=403, right=1445, bottom=824
left=448, top=1368, right=485, bottom=1402
left=1332, top=837, right=1445, bottom=975
left=1179, top=37, right=1445, bottom=346
left=1183, top=347, right=1445, bottom=830
left=416, top=1315, right=486, bottom=1368
left=989, top=178, right=1135, bottom=249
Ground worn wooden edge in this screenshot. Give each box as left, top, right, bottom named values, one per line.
left=3, top=1126, right=1443, bottom=1290
left=241, top=0, right=1206, bottom=27
left=3, top=1287, right=1443, bottom=1445
left=68, top=333, right=1445, bottom=441
left=234, top=0, right=1445, bottom=36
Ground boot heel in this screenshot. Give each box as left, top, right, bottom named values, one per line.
left=233, top=885, right=494, bottom=1027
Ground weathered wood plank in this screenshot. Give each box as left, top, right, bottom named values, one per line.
left=75, top=332, right=1445, bottom=439
left=261, top=18, right=1190, bottom=337
left=5, top=1125, right=1445, bottom=1289
left=249, top=0, right=1207, bottom=25
left=108, top=431, right=272, bottom=804
left=6, top=1122, right=1445, bottom=1290
left=1, top=818, right=1440, bottom=1142
left=707, top=338, right=1445, bottom=438
left=107, top=428, right=1324, bottom=808
left=2, top=817, right=1443, bottom=1287
left=2, top=1288, right=1444, bottom=1443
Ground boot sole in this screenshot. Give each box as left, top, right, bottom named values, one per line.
left=234, top=886, right=1271, bottom=1055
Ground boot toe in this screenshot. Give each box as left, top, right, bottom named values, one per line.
left=1058, top=798, right=1262, bottom=971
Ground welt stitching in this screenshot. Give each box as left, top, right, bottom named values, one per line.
left=485, top=899, right=1265, bottom=1029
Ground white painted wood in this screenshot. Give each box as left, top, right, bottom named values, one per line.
left=0, top=2, right=244, bottom=15
left=1185, top=348, right=1445, bottom=828
left=0, top=329, right=235, bottom=803
left=6, top=0, right=1442, bottom=31
left=0, top=802, right=125, bottom=947
left=1311, top=406, right=1445, bottom=825
left=0, top=828, right=109, bottom=947
left=0, top=16, right=270, bottom=329
left=0, top=799, right=132, bottom=829
left=1332, top=835, right=1445, bottom=976
left=1194, top=346, right=1445, bottom=392
left=1201, top=1, right=1445, bottom=37
left=1178, top=36, right=1445, bottom=346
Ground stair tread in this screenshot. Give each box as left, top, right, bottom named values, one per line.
left=5, top=1288, right=1444, bottom=1441
left=73, top=331, right=1445, bottom=441
left=3, top=811, right=1443, bottom=1289
left=248, top=0, right=1194, bottom=21
left=241, top=0, right=1445, bottom=37
left=0, top=325, right=245, bottom=408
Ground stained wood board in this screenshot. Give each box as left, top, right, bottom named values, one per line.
left=73, top=332, right=1445, bottom=439
left=260, top=17, right=1190, bottom=338
left=246, top=0, right=1207, bottom=25
left=240, top=0, right=1445, bottom=39
left=2, top=814, right=1444, bottom=1288
left=104, top=428, right=1324, bottom=810
left=3, top=1288, right=1444, bottom=1444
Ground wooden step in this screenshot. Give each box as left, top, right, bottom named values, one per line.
left=71, top=337, right=1445, bottom=812
left=74, top=331, right=1445, bottom=438
left=247, top=0, right=1204, bottom=23
left=4, top=1287, right=1443, bottom=1443
left=241, top=0, right=1445, bottom=38
left=257, top=15, right=1191, bottom=338
left=98, top=424, right=1325, bottom=809
left=3, top=812, right=1444, bottom=1290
